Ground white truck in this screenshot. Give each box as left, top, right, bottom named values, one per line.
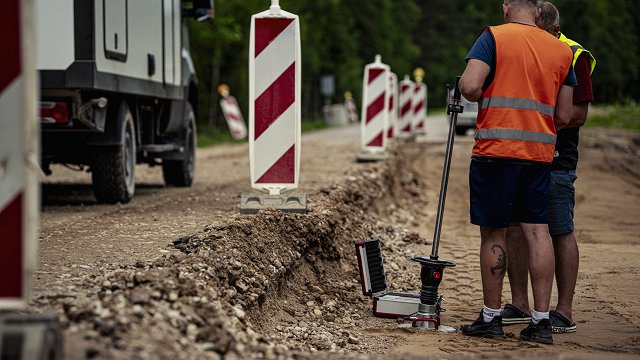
left=36, top=0, right=214, bottom=203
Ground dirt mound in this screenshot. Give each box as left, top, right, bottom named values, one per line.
left=31, top=144, right=431, bottom=359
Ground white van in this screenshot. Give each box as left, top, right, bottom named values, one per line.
left=36, top=0, right=213, bottom=203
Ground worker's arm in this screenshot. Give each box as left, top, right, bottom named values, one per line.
left=554, top=85, right=573, bottom=130
left=460, top=59, right=490, bottom=102
left=564, top=102, right=589, bottom=128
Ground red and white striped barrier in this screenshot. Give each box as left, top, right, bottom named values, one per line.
left=360, top=55, right=390, bottom=153
left=219, top=88, right=248, bottom=140
left=249, top=0, right=301, bottom=195
left=387, top=73, right=398, bottom=140
left=413, top=82, right=427, bottom=134
left=1, top=0, right=38, bottom=310
left=344, top=92, right=359, bottom=124
left=398, top=75, right=415, bottom=138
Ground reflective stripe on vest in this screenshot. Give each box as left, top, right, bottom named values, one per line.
left=481, top=97, right=555, bottom=117
left=475, top=128, right=557, bottom=145
left=560, top=33, right=596, bottom=75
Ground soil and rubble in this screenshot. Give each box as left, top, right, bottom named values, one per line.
left=31, top=144, right=433, bottom=359
left=32, top=123, right=640, bottom=359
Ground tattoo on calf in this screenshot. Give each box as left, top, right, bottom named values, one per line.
left=490, top=244, right=507, bottom=276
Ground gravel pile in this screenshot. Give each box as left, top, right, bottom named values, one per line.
left=30, top=145, right=432, bottom=359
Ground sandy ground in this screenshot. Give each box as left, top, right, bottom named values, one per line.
left=31, top=116, right=640, bottom=359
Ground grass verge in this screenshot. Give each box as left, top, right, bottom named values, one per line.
left=587, top=104, right=640, bottom=131
left=197, top=118, right=328, bottom=148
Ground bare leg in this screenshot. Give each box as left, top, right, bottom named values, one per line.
left=506, top=225, right=531, bottom=314
left=520, top=223, right=555, bottom=313
left=480, top=227, right=508, bottom=309
left=553, top=232, right=579, bottom=321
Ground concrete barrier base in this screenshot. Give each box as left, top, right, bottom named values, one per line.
left=240, top=194, right=307, bottom=214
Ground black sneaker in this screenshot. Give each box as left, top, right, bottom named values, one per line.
left=502, top=303, right=532, bottom=325
left=520, top=319, right=554, bottom=344
left=550, top=310, right=577, bottom=333
left=461, top=311, right=506, bottom=339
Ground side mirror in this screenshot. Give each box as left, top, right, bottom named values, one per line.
left=183, top=0, right=214, bottom=22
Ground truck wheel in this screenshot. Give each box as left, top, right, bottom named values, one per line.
left=163, top=103, right=196, bottom=187
left=92, top=102, right=136, bottom=203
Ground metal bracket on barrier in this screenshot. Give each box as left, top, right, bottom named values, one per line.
left=0, top=314, right=63, bottom=360
left=240, top=193, right=307, bottom=214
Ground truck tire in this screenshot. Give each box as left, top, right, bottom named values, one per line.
left=92, top=102, right=136, bottom=203
left=163, top=103, right=196, bottom=187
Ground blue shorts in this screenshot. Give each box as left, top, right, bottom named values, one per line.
left=470, top=158, right=551, bottom=228
left=548, top=170, right=577, bottom=235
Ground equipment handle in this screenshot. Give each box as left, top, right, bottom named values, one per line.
left=431, top=76, right=463, bottom=259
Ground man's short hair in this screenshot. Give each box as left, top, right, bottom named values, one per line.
left=537, top=1, right=560, bottom=33
left=504, top=0, right=538, bottom=10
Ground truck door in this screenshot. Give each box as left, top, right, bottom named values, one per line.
left=162, top=0, right=177, bottom=85
left=103, top=0, right=128, bottom=61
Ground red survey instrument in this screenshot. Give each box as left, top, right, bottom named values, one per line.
left=241, top=0, right=306, bottom=214
left=357, top=55, right=390, bottom=162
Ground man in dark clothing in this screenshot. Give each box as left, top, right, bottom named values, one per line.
left=501, top=0, right=596, bottom=334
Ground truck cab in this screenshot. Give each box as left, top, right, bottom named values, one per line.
left=36, top=0, right=213, bottom=203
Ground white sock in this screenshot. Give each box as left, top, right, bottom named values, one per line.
left=531, top=310, right=549, bottom=325
left=483, top=305, right=502, bottom=323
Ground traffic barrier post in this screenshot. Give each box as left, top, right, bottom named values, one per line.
left=398, top=75, right=415, bottom=140
left=387, top=72, right=399, bottom=140
left=344, top=91, right=359, bottom=124
left=0, top=0, right=64, bottom=357
left=218, top=84, right=248, bottom=140
left=241, top=0, right=306, bottom=214
left=413, top=68, right=427, bottom=136
left=356, top=55, right=390, bottom=162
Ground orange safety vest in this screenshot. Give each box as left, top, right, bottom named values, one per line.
left=473, top=23, right=574, bottom=163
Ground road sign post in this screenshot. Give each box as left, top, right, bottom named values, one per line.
left=241, top=0, right=306, bottom=214
left=357, top=55, right=390, bottom=162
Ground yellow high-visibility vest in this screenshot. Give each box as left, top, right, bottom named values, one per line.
left=559, top=33, right=596, bottom=75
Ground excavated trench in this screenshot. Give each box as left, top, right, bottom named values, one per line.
left=44, top=143, right=433, bottom=359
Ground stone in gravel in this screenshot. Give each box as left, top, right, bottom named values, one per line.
left=313, top=309, right=322, bottom=317
left=233, top=306, right=246, bottom=320
left=306, top=301, right=315, bottom=307
left=129, top=289, right=150, bottom=305
left=323, top=314, right=336, bottom=322
left=234, top=280, right=249, bottom=293
left=186, top=323, right=198, bottom=339
left=348, top=335, right=360, bottom=344
left=168, top=292, right=179, bottom=302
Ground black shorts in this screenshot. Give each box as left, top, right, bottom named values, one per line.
left=469, top=158, right=551, bottom=228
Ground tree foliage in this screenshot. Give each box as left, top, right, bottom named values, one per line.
left=188, top=0, right=639, bottom=128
